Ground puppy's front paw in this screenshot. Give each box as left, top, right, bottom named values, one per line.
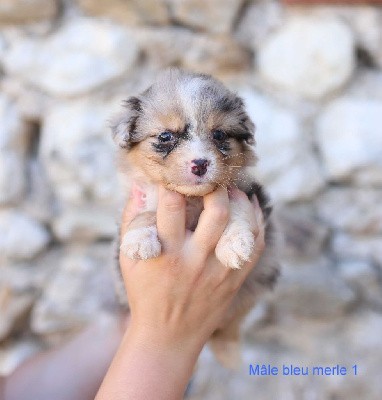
left=215, top=225, right=254, bottom=270
left=121, top=226, right=161, bottom=260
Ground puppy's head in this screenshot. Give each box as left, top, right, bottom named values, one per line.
left=111, top=69, right=256, bottom=196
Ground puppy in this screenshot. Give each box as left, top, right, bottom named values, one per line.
left=111, top=69, right=279, bottom=367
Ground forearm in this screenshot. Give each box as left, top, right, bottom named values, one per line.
left=95, top=321, right=204, bottom=400
left=4, top=315, right=124, bottom=400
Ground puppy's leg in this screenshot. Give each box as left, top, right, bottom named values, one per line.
left=209, top=313, right=245, bottom=369
left=215, top=195, right=259, bottom=270
left=120, top=212, right=161, bottom=260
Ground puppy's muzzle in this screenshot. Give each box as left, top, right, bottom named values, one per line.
left=191, top=159, right=210, bottom=176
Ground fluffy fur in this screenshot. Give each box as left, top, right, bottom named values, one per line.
left=111, top=69, right=279, bottom=367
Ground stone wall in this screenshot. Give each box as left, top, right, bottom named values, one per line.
left=0, top=1, right=381, bottom=398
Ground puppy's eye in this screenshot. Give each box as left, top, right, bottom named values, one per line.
left=158, top=131, right=174, bottom=142
left=212, top=130, right=226, bottom=141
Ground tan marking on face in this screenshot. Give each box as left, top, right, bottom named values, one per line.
left=114, top=69, right=257, bottom=196
left=155, top=111, right=186, bottom=134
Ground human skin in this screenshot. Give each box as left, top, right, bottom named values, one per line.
left=1, top=314, right=127, bottom=400
left=0, top=185, right=264, bottom=400
left=95, top=185, right=265, bottom=400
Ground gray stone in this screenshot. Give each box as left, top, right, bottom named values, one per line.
left=31, top=244, right=116, bottom=336
left=0, top=253, right=56, bottom=294
left=0, top=94, right=25, bottom=151
left=258, top=16, right=355, bottom=99
left=0, top=32, right=5, bottom=59
left=0, top=210, right=50, bottom=260
left=273, top=258, right=356, bottom=319
left=0, top=94, right=28, bottom=205
left=40, top=97, right=120, bottom=207
left=182, top=34, right=250, bottom=76
left=3, top=18, right=139, bottom=97
left=338, top=260, right=382, bottom=307
left=0, top=152, right=26, bottom=205
left=235, top=0, right=284, bottom=51
left=318, top=188, right=382, bottom=235
left=133, top=27, right=193, bottom=69
left=0, top=288, right=34, bottom=340
left=277, top=204, right=329, bottom=260
left=301, top=5, right=382, bottom=69
left=0, top=338, right=42, bottom=375
left=52, top=206, right=116, bottom=241
left=0, top=77, right=51, bottom=122
left=169, top=0, right=245, bottom=34
left=77, top=0, right=169, bottom=25
left=135, top=28, right=250, bottom=75
left=316, top=97, right=382, bottom=183
left=347, top=70, right=382, bottom=102
left=0, top=0, right=58, bottom=24
left=240, top=89, right=324, bottom=203
left=331, top=232, right=382, bottom=266
left=343, top=310, right=382, bottom=354
left=21, top=159, right=55, bottom=224
left=190, top=310, right=382, bottom=400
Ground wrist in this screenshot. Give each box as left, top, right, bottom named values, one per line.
left=125, top=317, right=205, bottom=361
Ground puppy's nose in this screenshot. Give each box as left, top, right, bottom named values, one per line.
left=191, top=159, right=209, bottom=176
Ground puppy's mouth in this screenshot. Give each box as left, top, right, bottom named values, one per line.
left=165, top=181, right=218, bottom=196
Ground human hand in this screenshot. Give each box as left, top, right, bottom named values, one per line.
left=119, top=185, right=265, bottom=353
left=96, top=185, right=265, bottom=400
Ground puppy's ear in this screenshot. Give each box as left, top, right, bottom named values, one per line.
left=240, top=113, right=256, bottom=146
left=236, top=97, right=256, bottom=146
left=110, top=96, right=142, bottom=149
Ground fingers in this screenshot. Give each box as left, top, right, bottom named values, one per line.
left=190, top=187, right=229, bottom=256
left=238, top=194, right=266, bottom=277
left=121, top=183, right=146, bottom=237
left=156, top=186, right=186, bottom=252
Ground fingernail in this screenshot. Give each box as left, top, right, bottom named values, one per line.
left=159, top=185, right=184, bottom=203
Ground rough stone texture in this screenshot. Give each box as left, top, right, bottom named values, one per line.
left=0, top=339, right=43, bottom=375
left=133, top=27, right=250, bottom=76
left=39, top=98, right=122, bottom=239
left=0, top=152, right=26, bottom=205
left=0, top=31, right=5, bottom=58
left=276, top=204, right=329, bottom=260
left=235, top=0, right=284, bottom=51
left=169, top=0, right=245, bottom=34
left=318, top=188, right=382, bottom=235
left=299, top=5, right=382, bottom=69
left=77, top=0, right=169, bottom=25
left=134, top=27, right=193, bottom=69
left=3, top=18, right=139, bottom=97
left=0, top=94, right=27, bottom=205
left=189, top=311, right=382, bottom=400
left=241, top=89, right=325, bottom=203
left=31, top=244, right=116, bottom=336
left=338, top=260, right=382, bottom=308
left=183, top=34, right=251, bottom=76
left=0, top=210, right=50, bottom=260
left=331, top=233, right=382, bottom=266
left=347, top=69, right=382, bottom=102
left=0, top=0, right=58, bottom=24
left=40, top=98, right=120, bottom=206
left=273, top=258, right=356, bottom=319
left=258, top=16, right=355, bottom=99
left=52, top=207, right=117, bottom=241
left=316, top=97, right=382, bottom=183
left=0, top=288, right=34, bottom=340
